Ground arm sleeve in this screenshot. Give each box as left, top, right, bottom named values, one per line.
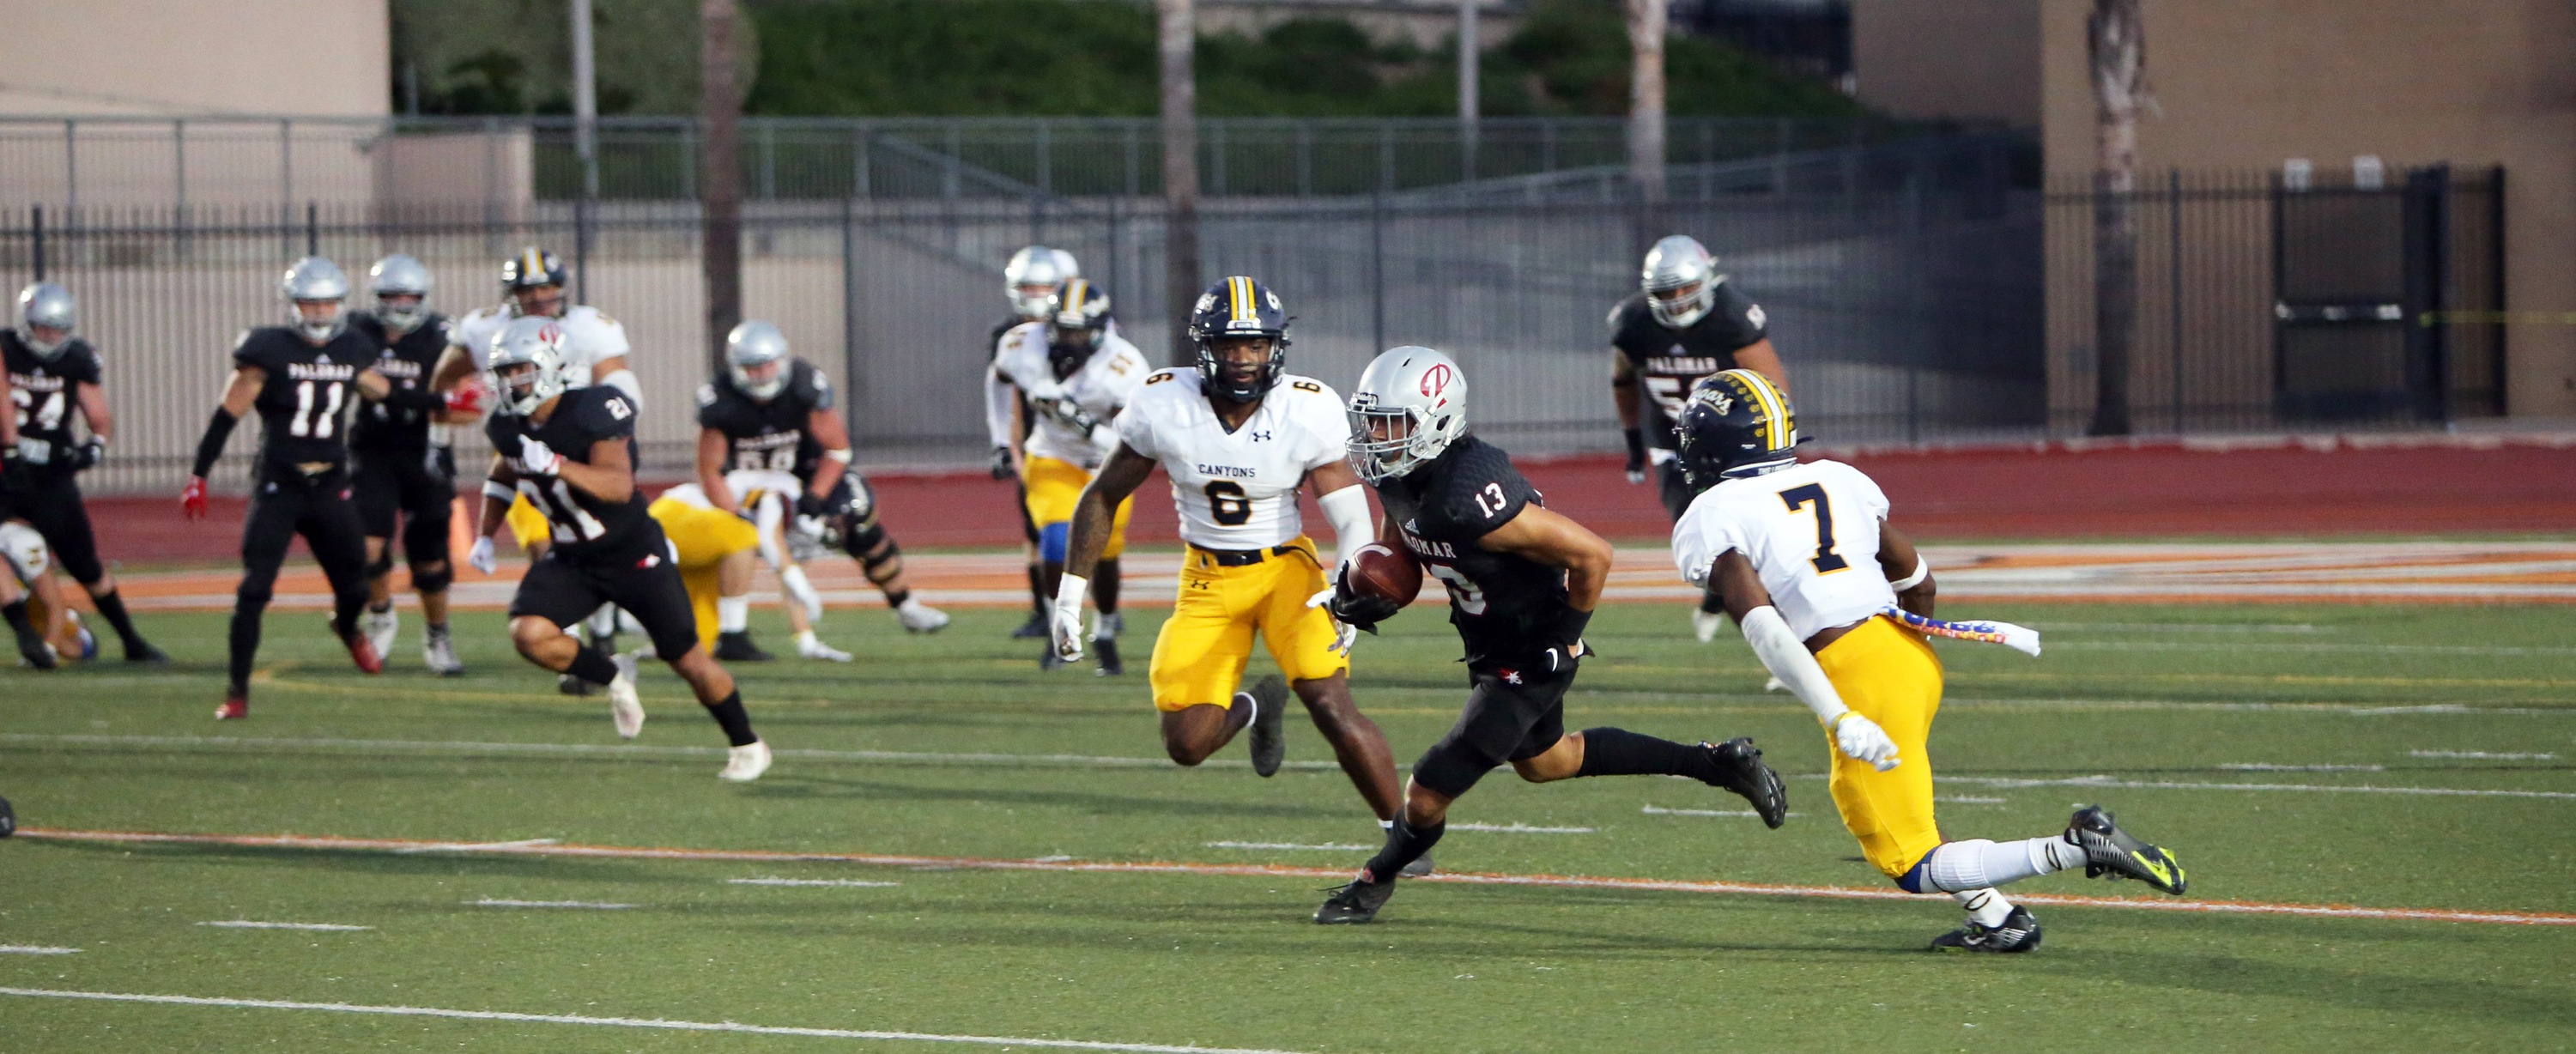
left=1740, top=605, right=1851, bottom=726
left=983, top=360, right=1016, bottom=448
left=1316, top=484, right=1374, bottom=570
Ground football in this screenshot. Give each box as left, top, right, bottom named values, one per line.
left=1343, top=542, right=1423, bottom=606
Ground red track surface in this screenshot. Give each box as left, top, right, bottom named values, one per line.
left=71, top=436, right=2576, bottom=565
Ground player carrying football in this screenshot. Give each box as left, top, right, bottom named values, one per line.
left=1, top=282, right=166, bottom=663
left=1053, top=277, right=1409, bottom=840
left=985, top=279, right=1147, bottom=673
left=464, top=317, right=771, bottom=781
left=697, top=319, right=947, bottom=652
left=185, top=257, right=465, bottom=718
left=348, top=255, right=467, bottom=675
left=1311, top=346, right=1788, bottom=924
left=1671, top=368, right=2187, bottom=952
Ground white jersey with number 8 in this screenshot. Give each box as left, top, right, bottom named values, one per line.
left=1114, top=367, right=1349, bottom=550
left=1671, top=458, right=1896, bottom=640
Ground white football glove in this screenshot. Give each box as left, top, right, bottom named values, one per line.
left=467, top=536, right=496, bottom=575
left=1624, top=466, right=1646, bottom=484
left=1050, top=574, right=1088, bottom=663
left=517, top=435, right=561, bottom=476
left=1831, top=712, right=1901, bottom=772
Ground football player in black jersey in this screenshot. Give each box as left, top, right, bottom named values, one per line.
left=348, top=255, right=470, bottom=675
left=988, top=245, right=1077, bottom=639
left=1609, top=235, right=1789, bottom=519
left=466, top=316, right=771, bottom=781
left=700, top=321, right=945, bottom=656
left=0, top=282, right=167, bottom=663
left=1308, top=346, right=1788, bottom=924
left=184, top=258, right=454, bottom=719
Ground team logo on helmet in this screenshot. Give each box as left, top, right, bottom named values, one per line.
left=1418, top=363, right=1453, bottom=400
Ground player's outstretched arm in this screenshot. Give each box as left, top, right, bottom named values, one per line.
left=1062, top=444, right=1153, bottom=578
left=695, top=427, right=737, bottom=512
left=181, top=367, right=265, bottom=518
left=1877, top=520, right=1935, bottom=618
left=1709, top=550, right=1899, bottom=770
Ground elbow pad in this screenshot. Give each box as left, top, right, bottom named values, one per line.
left=1738, top=605, right=1850, bottom=725
left=1316, top=484, right=1374, bottom=570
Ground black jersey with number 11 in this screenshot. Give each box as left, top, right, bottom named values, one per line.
left=486, top=385, right=655, bottom=560
left=233, top=325, right=377, bottom=478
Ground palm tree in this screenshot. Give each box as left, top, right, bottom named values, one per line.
left=2088, top=0, right=2144, bottom=436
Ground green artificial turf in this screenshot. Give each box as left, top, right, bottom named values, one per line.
left=2, top=602, right=2570, bottom=1051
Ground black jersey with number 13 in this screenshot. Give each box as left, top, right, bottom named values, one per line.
left=1370, top=435, right=1570, bottom=667
left=695, top=360, right=833, bottom=482
left=485, top=385, right=655, bottom=560
left=232, top=325, right=377, bottom=477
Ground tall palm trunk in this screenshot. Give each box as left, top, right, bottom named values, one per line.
left=1159, top=0, right=1202, bottom=366
left=700, top=0, right=743, bottom=374
left=2088, top=0, right=2144, bottom=436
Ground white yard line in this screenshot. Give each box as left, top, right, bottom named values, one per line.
left=0, top=986, right=1314, bottom=1053
left=2217, top=763, right=2390, bottom=772
left=1447, top=822, right=1595, bottom=833
left=2048, top=641, right=2576, bottom=657
left=0, top=733, right=1343, bottom=772
left=1640, top=806, right=1800, bottom=819
left=468, top=898, right=633, bottom=910
left=1203, top=841, right=1374, bottom=852
left=394, top=839, right=561, bottom=854
left=727, top=877, right=902, bottom=887
left=2412, top=750, right=2558, bottom=760
left=197, top=921, right=373, bottom=931
left=0, top=947, right=80, bottom=954
left=1919, top=774, right=2576, bottom=799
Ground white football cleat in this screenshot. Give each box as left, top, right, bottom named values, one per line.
left=361, top=607, right=399, bottom=663
left=421, top=624, right=464, bottom=676
left=719, top=739, right=772, bottom=782
left=607, top=651, right=645, bottom=739
left=1762, top=675, right=1787, bottom=693
left=894, top=597, right=949, bottom=634
left=1690, top=608, right=1725, bottom=644
left=795, top=631, right=852, bottom=663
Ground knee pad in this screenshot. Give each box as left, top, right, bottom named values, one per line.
left=236, top=580, right=276, bottom=609
left=411, top=561, right=453, bottom=595
left=1038, top=522, right=1070, bottom=565
left=365, top=546, right=395, bottom=580
left=0, top=521, right=49, bottom=582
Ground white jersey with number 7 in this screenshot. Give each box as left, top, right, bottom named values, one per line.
left=1671, top=458, right=1897, bottom=640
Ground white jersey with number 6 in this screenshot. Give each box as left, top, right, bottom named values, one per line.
left=1671, top=458, right=1896, bottom=640
left=1114, top=367, right=1349, bottom=550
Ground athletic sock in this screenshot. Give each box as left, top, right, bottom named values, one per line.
left=884, top=586, right=912, bottom=609
left=367, top=600, right=393, bottom=615
left=90, top=589, right=148, bottom=649
left=1571, top=726, right=1712, bottom=779
left=1024, top=564, right=1045, bottom=613
left=1923, top=837, right=2079, bottom=893
left=717, top=597, right=749, bottom=633
left=702, top=690, right=758, bottom=747
left=2, top=599, right=35, bottom=637
left=226, top=603, right=263, bottom=696
left=1953, top=887, right=2015, bottom=928
left=564, top=645, right=620, bottom=687
left=1361, top=816, right=1444, bottom=884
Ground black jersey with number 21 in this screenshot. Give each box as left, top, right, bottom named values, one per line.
left=233, top=325, right=376, bottom=477
left=1370, top=435, right=1570, bottom=667
left=486, top=385, right=654, bottom=560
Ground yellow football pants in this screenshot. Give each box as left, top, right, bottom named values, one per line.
left=1022, top=455, right=1130, bottom=559
left=1149, top=537, right=1349, bottom=712
left=1815, top=615, right=1947, bottom=880
left=647, top=496, right=762, bottom=651
left=504, top=493, right=549, bottom=552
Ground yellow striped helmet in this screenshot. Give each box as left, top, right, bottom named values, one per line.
left=1186, top=276, right=1290, bottom=402
left=1043, top=279, right=1112, bottom=376
left=1672, top=368, right=1799, bottom=488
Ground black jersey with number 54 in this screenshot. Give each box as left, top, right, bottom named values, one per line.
left=1369, top=435, right=1571, bottom=666
left=695, top=360, right=833, bottom=482
left=232, top=325, right=377, bottom=478
left=485, top=385, right=655, bottom=560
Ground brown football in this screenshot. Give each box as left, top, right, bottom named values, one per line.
left=1343, top=542, right=1423, bottom=605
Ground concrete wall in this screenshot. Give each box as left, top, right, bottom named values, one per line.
left=1850, top=0, right=2040, bottom=127
left=2039, top=0, right=2576, bottom=417
left=0, top=0, right=388, bottom=118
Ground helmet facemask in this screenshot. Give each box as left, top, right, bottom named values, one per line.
left=15, top=282, right=74, bottom=359
left=487, top=318, right=568, bottom=416
left=724, top=320, right=792, bottom=402
left=1344, top=346, right=1468, bottom=485
left=281, top=257, right=352, bottom=343
left=1197, top=335, right=1284, bottom=404
left=368, top=255, right=433, bottom=331
left=1004, top=245, right=1073, bottom=321
left=1641, top=234, right=1721, bottom=329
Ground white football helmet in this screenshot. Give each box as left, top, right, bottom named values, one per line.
left=367, top=254, right=433, bottom=330
left=15, top=282, right=75, bottom=358
left=1346, top=346, right=1469, bottom=484
left=281, top=257, right=351, bottom=342
left=1003, top=245, right=1076, bottom=320
left=1641, top=234, right=1722, bottom=329
left=725, top=319, right=792, bottom=401
left=486, top=315, right=568, bottom=415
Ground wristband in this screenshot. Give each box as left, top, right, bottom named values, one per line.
left=191, top=408, right=239, bottom=479
left=1551, top=606, right=1594, bottom=649
left=827, top=447, right=855, bottom=463
left=1889, top=556, right=1930, bottom=591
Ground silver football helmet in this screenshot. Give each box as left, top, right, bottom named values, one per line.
left=281, top=257, right=351, bottom=342
left=1003, top=245, right=1076, bottom=320
left=15, top=282, right=75, bottom=359
left=1641, top=234, right=1722, bottom=329
left=1347, top=346, right=1470, bottom=484
left=725, top=319, right=792, bottom=402
left=368, top=254, right=433, bottom=330
left=486, top=315, right=568, bottom=415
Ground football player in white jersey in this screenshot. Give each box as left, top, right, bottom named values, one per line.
left=985, top=279, right=1149, bottom=673
left=1052, top=277, right=1409, bottom=842
left=991, top=245, right=1081, bottom=639
left=1670, top=369, right=2186, bottom=953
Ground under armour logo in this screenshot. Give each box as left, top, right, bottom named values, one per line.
left=1250, top=430, right=1271, bottom=442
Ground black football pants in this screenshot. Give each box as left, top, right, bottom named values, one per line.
left=229, top=470, right=373, bottom=695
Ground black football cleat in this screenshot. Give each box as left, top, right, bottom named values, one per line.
left=1930, top=906, right=2043, bottom=954
left=1010, top=610, right=1051, bottom=639
left=123, top=640, right=170, bottom=664
left=11, top=624, right=55, bottom=670
left=1094, top=637, right=1124, bottom=676
left=557, top=673, right=594, bottom=697
left=1314, top=874, right=1397, bottom=924
left=1039, top=643, right=1065, bottom=671
left=1700, top=737, right=1788, bottom=828
left=715, top=630, right=775, bottom=663
left=1245, top=675, right=1288, bottom=777
left=1399, top=853, right=1435, bottom=878
left=2066, top=805, right=2187, bottom=895
left=0, top=792, right=14, bottom=837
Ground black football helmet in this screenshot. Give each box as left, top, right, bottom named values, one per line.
left=1187, top=276, right=1289, bottom=403
left=1674, top=368, right=1800, bottom=490
left=499, top=246, right=569, bottom=292
left=1044, top=278, right=1112, bottom=378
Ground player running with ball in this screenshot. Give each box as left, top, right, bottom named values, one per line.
left=1053, top=277, right=1413, bottom=851
left=1670, top=368, right=2187, bottom=951
left=1311, top=346, right=1788, bottom=925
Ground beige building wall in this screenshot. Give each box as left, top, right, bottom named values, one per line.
left=2039, top=0, right=2576, bottom=417
left=1850, top=0, right=2041, bottom=127
left=0, top=0, right=388, bottom=117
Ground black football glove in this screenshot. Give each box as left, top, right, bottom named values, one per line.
left=989, top=445, right=1015, bottom=481
left=71, top=439, right=105, bottom=470
left=796, top=492, right=830, bottom=519
left=1622, top=427, right=1648, bottom=484
left=1325, top=589, right=1404, bottom=634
